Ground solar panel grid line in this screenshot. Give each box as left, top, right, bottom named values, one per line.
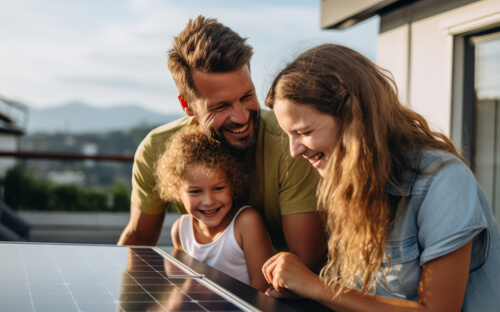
left=47, top=245, right=82, bottom=312
left=119, top=247, right=171, bottom=311
left=125, top=247, right=219, bottom=312
left=148, top=248, right=234, bottom=311
left=132, top=247, right=256, bottom=312
left=152, top=247, right=204, bottom=278
left=121, top=247, right=179, bottom=311
left=75, top=245, right=126, bottom=310
left=159, top=275, right=204, bottom=279
left=19, top=244, right=36, bottom=312
left=154, top=248, right=261, bottom=312
left=21, top=244, right=79, bottom=311
left=81, top=246, right=159, bottom=312
left=0, top=243, right=267, bottom=312
left=145, top=248, right=225, bottom=312
left=135, top=247, right=198, bottom=277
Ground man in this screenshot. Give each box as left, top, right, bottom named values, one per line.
left=118, top=16, right=326, bottom=271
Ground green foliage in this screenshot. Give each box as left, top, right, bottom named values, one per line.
left=111, top=183, right=131, bottom=212
left=1, top=165, right=130, bottom=212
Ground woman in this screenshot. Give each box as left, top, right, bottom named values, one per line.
left=262, top=44, right=500, bottom=311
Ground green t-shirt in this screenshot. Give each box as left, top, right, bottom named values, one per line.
left=131, top=109, right=319, bottom=251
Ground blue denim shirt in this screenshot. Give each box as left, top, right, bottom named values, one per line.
left=374, top=150, right=500, bottom=311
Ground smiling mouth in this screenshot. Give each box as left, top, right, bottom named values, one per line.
left=200, top=208, right=220, bottom=215
left=305, top=153, right=324, bottom=165
left=225, top=121, right=250, bottom=134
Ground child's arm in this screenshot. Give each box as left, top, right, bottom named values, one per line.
left=234, top=207, right=273, bottom=292
left=170, top=218, right=184, bottom=251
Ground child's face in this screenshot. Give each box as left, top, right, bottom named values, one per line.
left=179, top=164, right=234, bottom=229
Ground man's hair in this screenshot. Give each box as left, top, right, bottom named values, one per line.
left=154, top=124, right=248, bottom=204
left=167, top=15, right=254, bottom=102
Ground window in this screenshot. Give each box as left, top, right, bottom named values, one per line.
left=461, top=28, right=500, bottom=225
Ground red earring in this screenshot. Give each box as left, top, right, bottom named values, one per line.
left=180, top=97, right=188, bottom=111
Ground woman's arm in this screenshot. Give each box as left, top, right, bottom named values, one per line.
left=263, top=240, right=472, bottom=312
left=235, top=207, right=273, bottom=292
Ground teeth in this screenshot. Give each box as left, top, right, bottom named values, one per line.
left=307, top=153, right=323, bottom=162
left=202, top=208, right=218, bottom=215
left=228, top=122, right=249, bottom=133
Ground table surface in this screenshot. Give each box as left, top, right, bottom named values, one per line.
left=0, top=242, right=332, bottom=312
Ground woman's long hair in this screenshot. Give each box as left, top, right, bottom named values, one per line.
left=265, top=44, right=462, bottom=294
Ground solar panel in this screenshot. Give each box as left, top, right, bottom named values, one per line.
left=0, top=243, right=260, bottom=312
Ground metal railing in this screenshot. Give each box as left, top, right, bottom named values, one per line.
left=0, top=150, right=134, bottom=162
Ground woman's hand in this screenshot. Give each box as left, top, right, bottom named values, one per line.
left=263, top=243, right=473, bottom=312
left=262, top=252, right=322, bottom=299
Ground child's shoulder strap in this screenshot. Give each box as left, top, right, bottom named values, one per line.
left=233, top=205, right=251, bottom=221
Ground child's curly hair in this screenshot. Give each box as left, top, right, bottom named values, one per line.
left=155, top=124, right=248, bottom=204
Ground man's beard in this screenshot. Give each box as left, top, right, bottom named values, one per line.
left=210, top=110, right=260, bottom=152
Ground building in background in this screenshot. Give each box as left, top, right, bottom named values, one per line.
left=0, top=95, right=29, bottom=241
left=322, top=0, right=500, bottom=224
left=0, top=95, right=27, bottom=176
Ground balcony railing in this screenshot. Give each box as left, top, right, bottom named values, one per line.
left=0, top=150, right=134, bottom=162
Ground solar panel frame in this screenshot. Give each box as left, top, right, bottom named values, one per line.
left=155, top=246, right=261, bottom=312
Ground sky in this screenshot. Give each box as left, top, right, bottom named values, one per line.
left=0, top=0, right=379, bottom=114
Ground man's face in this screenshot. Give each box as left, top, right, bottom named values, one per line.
left=188, top=65, right=260, bottom=151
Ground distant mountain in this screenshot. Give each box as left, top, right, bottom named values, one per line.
left=27, top=101, right=184, bottom=134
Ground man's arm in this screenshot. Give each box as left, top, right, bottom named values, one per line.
left=118, top=203, right=166, bottom=246
left=282, top=212, right=327, bottom=274
left=170, top=218, right=183, bottom=250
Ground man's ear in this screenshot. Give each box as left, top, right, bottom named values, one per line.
left=178, top=95, right=194, bottom=116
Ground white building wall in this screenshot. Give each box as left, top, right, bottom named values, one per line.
left=378, top=18, right=410, bottom=105
left=377, top=0, right=500, bottom=138
left=411, top=10, right=456, bottom=135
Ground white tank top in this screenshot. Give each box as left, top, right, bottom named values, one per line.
left=178, top=206, right=250, bottom=284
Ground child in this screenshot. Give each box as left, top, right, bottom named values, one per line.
left=155, top=124, right=272, bottom=292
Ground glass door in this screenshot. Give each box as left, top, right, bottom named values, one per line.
left=469, top=30, right=500, bottom=225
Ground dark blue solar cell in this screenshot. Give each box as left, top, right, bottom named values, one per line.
left=132, top=277, right=170, bottom=284
left=189, top=292, right=226, bottom=301
left=199, top=300, right=242, bottom=311
left=160, top=301, right=206, bottom=311
left=119, top=301, right=169, bottom=311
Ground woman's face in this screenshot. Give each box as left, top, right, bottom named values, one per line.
left=274, top=99, right=340, bottom=177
